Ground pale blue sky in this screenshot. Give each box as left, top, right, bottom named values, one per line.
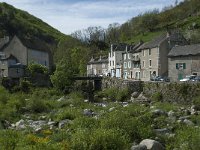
left=0, top=0, right=183, bottom=34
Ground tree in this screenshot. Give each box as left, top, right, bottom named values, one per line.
left=50, top=57, right=75, bottom=92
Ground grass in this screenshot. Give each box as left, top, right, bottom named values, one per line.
left=0, top=86, right=199, bottom=149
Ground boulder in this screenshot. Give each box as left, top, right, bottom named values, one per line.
left=131, top=92, right=140, bottom=98
left=15, top=119, right=26, bottom=130
left=168, top=110, right=176, bottom=118
left=109, top=107, right=115, bottom=112
left=131, top=144, right=147, bottom=150
left=183, top=119, right=194, bottom=126
left=57, top=96, right=66, bottom=102
left=83, top=109, right=95, bottom=117
left=137, top=93, right=149, bottom=101
left=151, top=109, right=167, bottom=117
left=140, top=139, right=164, bottom=150
left=59, top=119, right=72, bottom=129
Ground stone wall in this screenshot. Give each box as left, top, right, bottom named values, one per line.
left=143, top=82, right=200, bottom=103
left=102, top=77, right=143, bottom=93
left=102, top=78, right=200, bottom=104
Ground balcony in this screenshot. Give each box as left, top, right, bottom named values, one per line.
left=132, top=55, right=140, bottom=62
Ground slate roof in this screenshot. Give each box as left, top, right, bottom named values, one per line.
left=168, top=44, right=200, bottom=57
left=0, top=35, right=51, bottom=53
left=140, top=34, right=167, bottom=49
left=19, top=36, right=50, bottom=53
left=88, top=57, right=108, bottom=65
left=112, top=43, right=127, bottom=51
left=139, top=32, right=188, bottom=49
left=129, top=41, right=144, bottom=53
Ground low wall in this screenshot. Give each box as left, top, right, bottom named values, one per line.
left=143, top=82, right=200, bottom=103
left=102, top=78, right=143, bottom=93
left=102, top=78, right=200, bottom=103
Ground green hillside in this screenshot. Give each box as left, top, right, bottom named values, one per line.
left=115, top=0, right=200, bottom=44
left=0, top=2, right=84, bottom=63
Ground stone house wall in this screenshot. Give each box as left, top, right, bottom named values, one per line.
left=169, top=55, right=200, bottom=81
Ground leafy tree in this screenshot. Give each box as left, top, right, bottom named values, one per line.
left=50, top=57, right=76, bottom=92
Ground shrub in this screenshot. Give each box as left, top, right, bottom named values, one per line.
left=167, top=126, right=200, bottom=150
left=192, top=96, right=200, bottom=110
left=89, top=128, right=129, bottom=150
left=116, top=88, right=129, bottom=102
left=101, top=87, right=130, bottom=102
left=27, top=96, right=50, bottom=113
left=151, top=92, right=163, bottom=102
left=69, top=128, right=129, bottom=150
left=19, top=79, right=31, bottom=93
left=28, top=63, right=48, bottom=75
left=0, top=130, right=21, bottom=150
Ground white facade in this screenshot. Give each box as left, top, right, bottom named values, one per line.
left=108, top=44, right=125, bottom=78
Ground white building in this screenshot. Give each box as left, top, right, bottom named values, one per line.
left=108, top=44, right=127, bottom=78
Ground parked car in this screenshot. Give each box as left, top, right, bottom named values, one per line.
left=150, top=76, right=170, bottom=82
left=191, top=76, right=200, bottom=82
left=180, top=75, right=196, bottom=82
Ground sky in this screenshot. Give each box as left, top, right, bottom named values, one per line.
left=0, top=0, right=182, bottom=35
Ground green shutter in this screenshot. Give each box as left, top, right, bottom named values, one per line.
left=176, top=63, right=179, bottom=69
left=183, top=63, right=186, bottom=69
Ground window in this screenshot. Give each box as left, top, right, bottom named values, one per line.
left=149, top=60, right=152, bottom=67
left=124, top=54, right=127, bottom=60
left=110, top=61, right=111, bottom=66
left=176, top=63, right=186, bottom=70
left=128, top=61, right=131, bottom=68
left=113, top=61, right=114, bottom=66
left=124, top=62, right=127, bottom=68
left=128, top=54, right=131, bottom=59
left=149, top=49, right=151, bottom=55
left=143, top=50, right=145, bottom=56
left=143, top=61, right=145, bottom=67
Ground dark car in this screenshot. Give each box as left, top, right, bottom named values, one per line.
left=150, top=76, right=170, bottom=82
left=191, top=76, right=200, bottom=82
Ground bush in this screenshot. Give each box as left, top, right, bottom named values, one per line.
left=167, top=126, right=200, bottom=150
left=193, top=96, right=200, bottom=110
left=19, top=79, right=31, bottom=93
left=100, top=87, right=130, bottom=102
left=0, top=130, right=21, bottom=150
left=69, top=128, right=129, bottom=150
left=28, top=63, right=48, bottom=75
left=151, top=92, right=163, bottom=102
left=89, top=128, right=129, bottom=150
left=27, top=95, right=50, bottom=113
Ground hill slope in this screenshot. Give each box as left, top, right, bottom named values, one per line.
left=0, top=2, right=83, bottom=63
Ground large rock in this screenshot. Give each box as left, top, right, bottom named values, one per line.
left=131, top=92, right=140, bottom=98
left=183, top=119, right=194, bottom=126
left=83, top=109, right=95, bottom=117
left=151, top=109, right=167, bottom=117
left=140, top=139, right=164, bottom=150
left=15, top=119, right=26, bottom=130
left=59, top=119, right=72, bottom=129
left=131, top=144, right=147, bottom=150
left=137, top=93, right=149, bottom=102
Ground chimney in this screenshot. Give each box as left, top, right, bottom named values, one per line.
left=166, top=31, right=171, bottom=38
left=99, top=55, right=102, bottom=60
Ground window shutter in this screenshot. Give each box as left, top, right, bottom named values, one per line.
left=176, top=63, right=179, bottom=69
left=183, top=63, right=186, bottom=69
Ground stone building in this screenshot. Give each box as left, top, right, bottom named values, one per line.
left=0, top=35, right=53, bottom=78
left=122, top=42, right=144, bottom=79
left=140, top=32, right=188, bottom=81
left=87, top=56, right=108, bottom=76
left=108, top=43, right=127, bottom=78
left=168, top=44, right=200, bottom=81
